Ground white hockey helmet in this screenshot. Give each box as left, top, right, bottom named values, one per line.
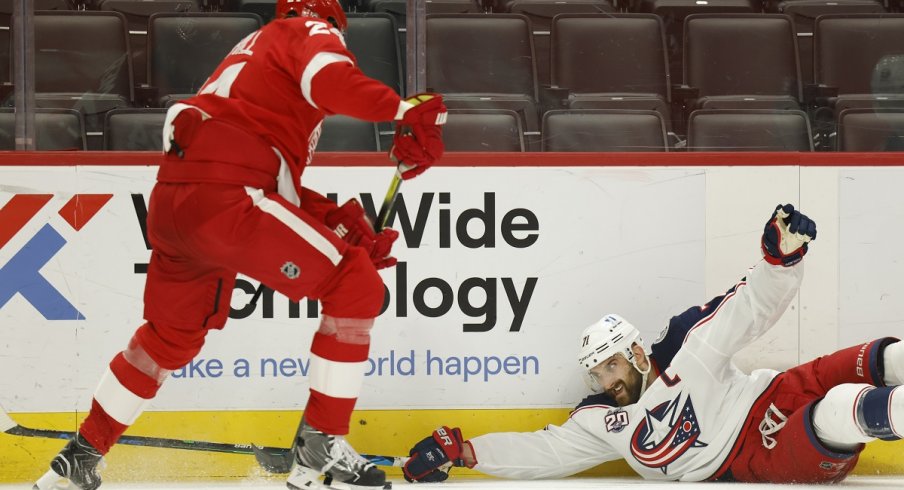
left=578, top=314, right=651, bottom=396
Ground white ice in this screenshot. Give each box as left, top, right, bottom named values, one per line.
left=5, top=476, right=904, bottom=490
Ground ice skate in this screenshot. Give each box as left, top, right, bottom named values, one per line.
left=287, top=420, right=386, bottom=490
left=33, top=434, right=104, bottom=490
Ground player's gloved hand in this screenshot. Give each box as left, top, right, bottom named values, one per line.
left=403, top=426, right=469, bottom=483
left=325, top=199, right=399, bottom=270
left=761, top=203, right=817, bottom=267
left=391, top=93, right=447, bottom=180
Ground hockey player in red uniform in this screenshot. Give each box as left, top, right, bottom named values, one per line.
left=403, top=204, right=904, bottom=484
left=33, top=0, right=446, bottom=489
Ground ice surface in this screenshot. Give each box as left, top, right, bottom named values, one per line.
left=5, top=476, right=904, bottom=490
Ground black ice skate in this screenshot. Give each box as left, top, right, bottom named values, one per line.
left=287, top=420, right=386, bottom=490
left=33, top=434, right=104, bottom=490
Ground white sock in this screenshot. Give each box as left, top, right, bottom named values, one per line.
left=883, top=341, right=904, bottom=386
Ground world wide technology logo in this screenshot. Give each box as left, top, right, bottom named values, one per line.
left=0, top=194, right=112, bottom=320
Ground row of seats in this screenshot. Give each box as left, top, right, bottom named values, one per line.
left=1, top=8, right=901, bottom=150
left=5, top=107, right=901, bottom=152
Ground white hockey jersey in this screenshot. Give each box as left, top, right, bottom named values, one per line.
left=469, top=259, right=804, bottom=481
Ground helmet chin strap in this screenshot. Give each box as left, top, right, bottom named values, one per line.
left=631, top=356, right=652, bottom=398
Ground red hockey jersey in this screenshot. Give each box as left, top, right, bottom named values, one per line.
left=160, top=17, right=403, bottom=205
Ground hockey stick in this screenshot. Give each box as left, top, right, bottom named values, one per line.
left=0, top=404, right=406, bottom=467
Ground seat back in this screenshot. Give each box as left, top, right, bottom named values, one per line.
left=347, top=13, right=404, bottom=95
left=541, top=109, right=668, bottom=151
left=148, top=12, right=262, bottom=102
left=837, top=108, right=904, bottom=151
left=0, top=0, right=72, bottom=83
left=815, top=14, right=904, bottom=95
left=684, top=14, right=802, bottom=101
left=507, top=1, right=616, bottom=86
left=551, top=14, right=669, bottom=100
left=768, top=0, right=886, bottom=85
left=317, top=115, right=381, bottom=151
left=34, top=11, right=133, bottom=100
left=104, top=108, right=167, bottom=150
left=97, top=0, right=202, bottom=86
left=687, top=109, right=813, bottom=151
left=426, top=14, right=537, bottom=100
left=0, top=108, right=86, bottom=150
left=444, top=109, right=525, bottom=151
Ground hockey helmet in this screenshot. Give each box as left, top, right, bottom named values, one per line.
left=276, top=0, right=347, bottom=32
left=578, top=313, right=649, bottom=373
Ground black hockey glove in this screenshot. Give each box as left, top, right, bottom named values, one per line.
left=403, top=426, right=468, bottom=483
left=761, top=203, right=816, bottom=267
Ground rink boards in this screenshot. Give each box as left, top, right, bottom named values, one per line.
left=2, top=151, right=904, bottom=482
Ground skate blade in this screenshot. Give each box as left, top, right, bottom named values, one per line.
left=33, top=469, right=73, bottom=490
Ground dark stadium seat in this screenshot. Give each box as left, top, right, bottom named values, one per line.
left=147, top=12, right=262, bottom=106
left=103, top=108, right=167, bottom=150
left=686, top=109, right=814, bottom=151
left=541, top=109, right=669, bottom=151
left=32, top=11, right=134, bottom=149
left=506, top=0, right=617, bottom=86
left=682, top=14, right=803, bottom=110
left=765, top=0, right=886, bottom=85
left=836, top=108, right=904, bottom=151
left=814, top=14, right=904, bottom=103
left=550, top=14, right=670, bottom=125
left=96, top=0, right=202, bottom=87
left=426, top=14, right=540, bottom=147
left=347, top=13, right=403, bottom=96
left=443, top=109, right=525, bottom=151
left=0, top=108, right=86, bottom=150
left=226, top=0, right=278, bottom=24
left=0, top=0, right=72, bottom=84
left=316, top=115, right=381, bottom=151
left=636, top=0, right=760, bottom=86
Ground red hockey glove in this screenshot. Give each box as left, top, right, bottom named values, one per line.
left=325, top=199, right=399, bottom=270
left=761, top=203, right=817, bottom=267
left=403, top=426, right=470, bottom=483
left=391, top=93, right=447, bottom=180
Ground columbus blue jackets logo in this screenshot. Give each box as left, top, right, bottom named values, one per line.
left=630, top=393, right=707, bottom=473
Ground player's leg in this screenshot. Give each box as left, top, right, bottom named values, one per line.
left=782, top=337, right=898, bottom=398
left=812, top=383, right=904, bottom=450
left=34, top=183, right=233, bottom=490
left=741, top=401, right=862, bottom=483
left=194, top=186, right=387, bottom=489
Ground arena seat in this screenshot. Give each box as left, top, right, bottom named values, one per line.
left=635, top=0, right=760, bottom=86
left=96, top=0, right=202, bottom=87
left=836, top=108, right=904, bottom=151
left=550, top=14, right=670, bottom=127
left=814, top=14, right=904, bottom=106
left=541, top=109, right=669, bottom=152
left=443, top=109, right=525, bottom=152
left=764, top=0, right=886, bottom=85
left=687, top=109, right=814, bottom=151
left=317, top=115, right=381, bottom=151
left=103, top=107, right=167, bottom=151
left=0, top=108, right=86, bottom=150
left=426, top=14, right=540, bottom=148
left=147, top=12, right=262, bottom=106
left=682, top=14, right=803, bottom=111
left=31, top=11, right=133, bottom=150
left=506, top=0, right=616, bottom=87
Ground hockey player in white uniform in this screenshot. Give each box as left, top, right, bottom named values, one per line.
left=402, top=204, right=904, bottom=484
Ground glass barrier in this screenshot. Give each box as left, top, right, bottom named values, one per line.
left=5, top=0, right=904, bottom=152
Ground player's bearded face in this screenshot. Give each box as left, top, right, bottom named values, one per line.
left=590, top=354, right=644, bottom=406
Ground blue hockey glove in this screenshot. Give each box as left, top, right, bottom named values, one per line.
left=403, top=426, right=467, bottom=483
left=762, top=203, right=816, bottom=266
